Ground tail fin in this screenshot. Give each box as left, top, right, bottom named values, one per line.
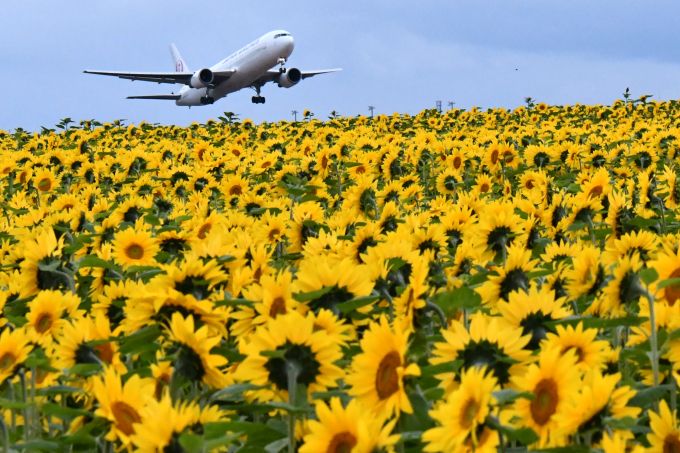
left=170, top=44, right=189, bottom=72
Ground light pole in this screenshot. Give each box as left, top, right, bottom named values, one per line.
left=291, top=110, right=298, bottom=122
left=448, top=101, right=455, bottom=110
left=368, top=106, right=375, bottom=118
left=436, top=100, right=442, bottom=113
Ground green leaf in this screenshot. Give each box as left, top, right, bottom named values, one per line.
left=68, top=363, right=102, bottom=377
left=493, top=389, right=534, bottom=406
left=118, top=325, right=162, bottom=355
left=432, top=286, right=481, bottom=316
left=178, top=433, right=204, bottom=453
left=14, top=440, right=61, bottom=451
left=211, top=383, right=267, bottom=402
left=657, top=277, right=680, bottom=289
left=40, top=402, right=90, bottom=419
left=485, top=415, right=538, bottom=445
left=78, top=255, right=116, bottom=270
left=630, top=384, right=673, bottom=408
left=549, top=315, right=644, bottom=329
left=293, top=286, right=334, bottom=302
left=264, top=438, right=289, bottom=453
left=37, top=385, right=81, bottom=397
left=336, top=295, right=380, bottom=314
left=639, top=267, right=659, bottom=285
left=420, top=360, right=462, bottom=378
left=0, top=398, right=30, bottom=409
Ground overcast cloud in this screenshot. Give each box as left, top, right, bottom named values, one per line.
left=1, top=0, right=679, bottom=130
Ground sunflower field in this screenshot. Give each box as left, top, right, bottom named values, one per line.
left=1, top=99, right=680, bottom=452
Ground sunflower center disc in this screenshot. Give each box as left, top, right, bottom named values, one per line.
left=35, top=313, right=54, bottom=334
left=111, top=401, right=141, bottom=436
left=664, top=433, right=680, bottom=453
left=125, top=244, right=144, bottom=260
left=375, top=350, right=401, bottom=399
left=460, top=398, right=480, bottom=430
left=530, top=378, right=558, bottom=425
left=327, top=431, right=357, bottom=453
left=665, top=268, right=680, bottom=306
left=0, top=353, right=16, bottom=370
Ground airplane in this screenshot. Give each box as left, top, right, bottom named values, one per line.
left=83, top=30, right=340, bottom=106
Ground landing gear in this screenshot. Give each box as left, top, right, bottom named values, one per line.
left=277, top=57, right=287, bottom=74
left=251, top=84, right=265, bottom=104
left=200, top=96, right=215, bottom=105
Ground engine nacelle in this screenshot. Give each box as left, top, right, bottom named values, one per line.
left=190, top=68, right=214, bottom=89
left=277, top=68, right=302, bottom=88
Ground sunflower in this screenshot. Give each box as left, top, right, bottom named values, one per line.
left=131, top=393, right=223, bottom=452
left=52, top=315, right=125, bottom=373
left=255, top=211, right=288, bottom=245
left=148, top=255, right=227, bottom=302
left=647, top=400, right=680, bottom=453
left=423, top=367, right=499, bottom=453
left=594, top=254, right=644, bottom=317
left=541, top=323, right=610, bottom=372
left=349, top=221, right=382, bottom=264
left=511, top=347, right=581, bottom=448
left=112, top=227, right=159, bottom=269
left=477, top=243, right=537, bottom=305
left=233, top=270, right=304, bottom=340
left=32, top=168, right=58, bottom=193
left=235, top=310, right=343, bottom=402
left=0, top=328, right=33, bottom=384
left=435, top=168, right=460, bottom=196
left=25, top=290, right=80, bottom=345
left=496, top=286, right=572, bottom=350
left=92, top=367, right=155, bottom=445
left=165, top=313, right=228, bottom=388
left=564, top=245, right=607, bottom=300
left=19, top=228, right=68, bottom=297
left=475, top=201, right=522, bottom=261
left=346, top=315, right=420, bottom=419
left=439, top=205, right=476, bottom=255
left=555, top=371, right=639, bottom=442
left=430, top=313, right=531, bottom=390
left=474, top=173, right=494, bottom=196
left=299, top=397, right=398, bottom=453
left=603, top=229, right=659, bottom=264
left=650, top=248, right=680, bottom=306
left=393, top=252, right=429, bottom=332
left=294, top=256, right=373, bottom=314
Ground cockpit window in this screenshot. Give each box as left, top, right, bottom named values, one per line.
left=274, top=33, right=290, bottom=39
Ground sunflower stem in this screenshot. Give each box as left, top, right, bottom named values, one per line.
left=585, top=214, right=596, bottom=247
left=657, top=198, right=667, bottom=235
left=425, top=299, right=447, bottom=327
left=642, top=288, right=660, bottom=393
left=8, top=385, right=15, bottom=432
left=672, top=374, right=678, bottom=414
left=19, top=370, right=29, bottom=442
left=0, top=417, right=7, bottom=453
left=286, top=362, right=300, bottom=453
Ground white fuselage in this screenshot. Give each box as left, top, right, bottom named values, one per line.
left=176, top=30, right=294, bottom=106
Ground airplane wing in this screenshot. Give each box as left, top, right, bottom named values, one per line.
left=253, top=68, right=342, bottom=86
left=299, top=68, right=342, bottom=80
left=83, top=69, right=236, bottom=85
left=127, top=94, right=181, bottom=100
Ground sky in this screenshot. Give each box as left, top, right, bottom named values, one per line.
left=2, top=0, right=680, bottom=130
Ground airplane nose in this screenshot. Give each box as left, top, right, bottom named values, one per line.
left=283, top=36, right=294, bottom=57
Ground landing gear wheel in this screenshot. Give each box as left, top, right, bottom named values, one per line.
left=251, top=96, right=266, bottom=104
left=200, top=96, right=215, bottom=105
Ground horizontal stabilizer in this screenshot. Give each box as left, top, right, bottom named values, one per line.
left=127, top=94, right=181, bottom=100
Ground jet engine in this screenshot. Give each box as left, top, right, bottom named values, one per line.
left=190, top=68, right=214, bottom=88
left=277, top=68, right=302, bottom=88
